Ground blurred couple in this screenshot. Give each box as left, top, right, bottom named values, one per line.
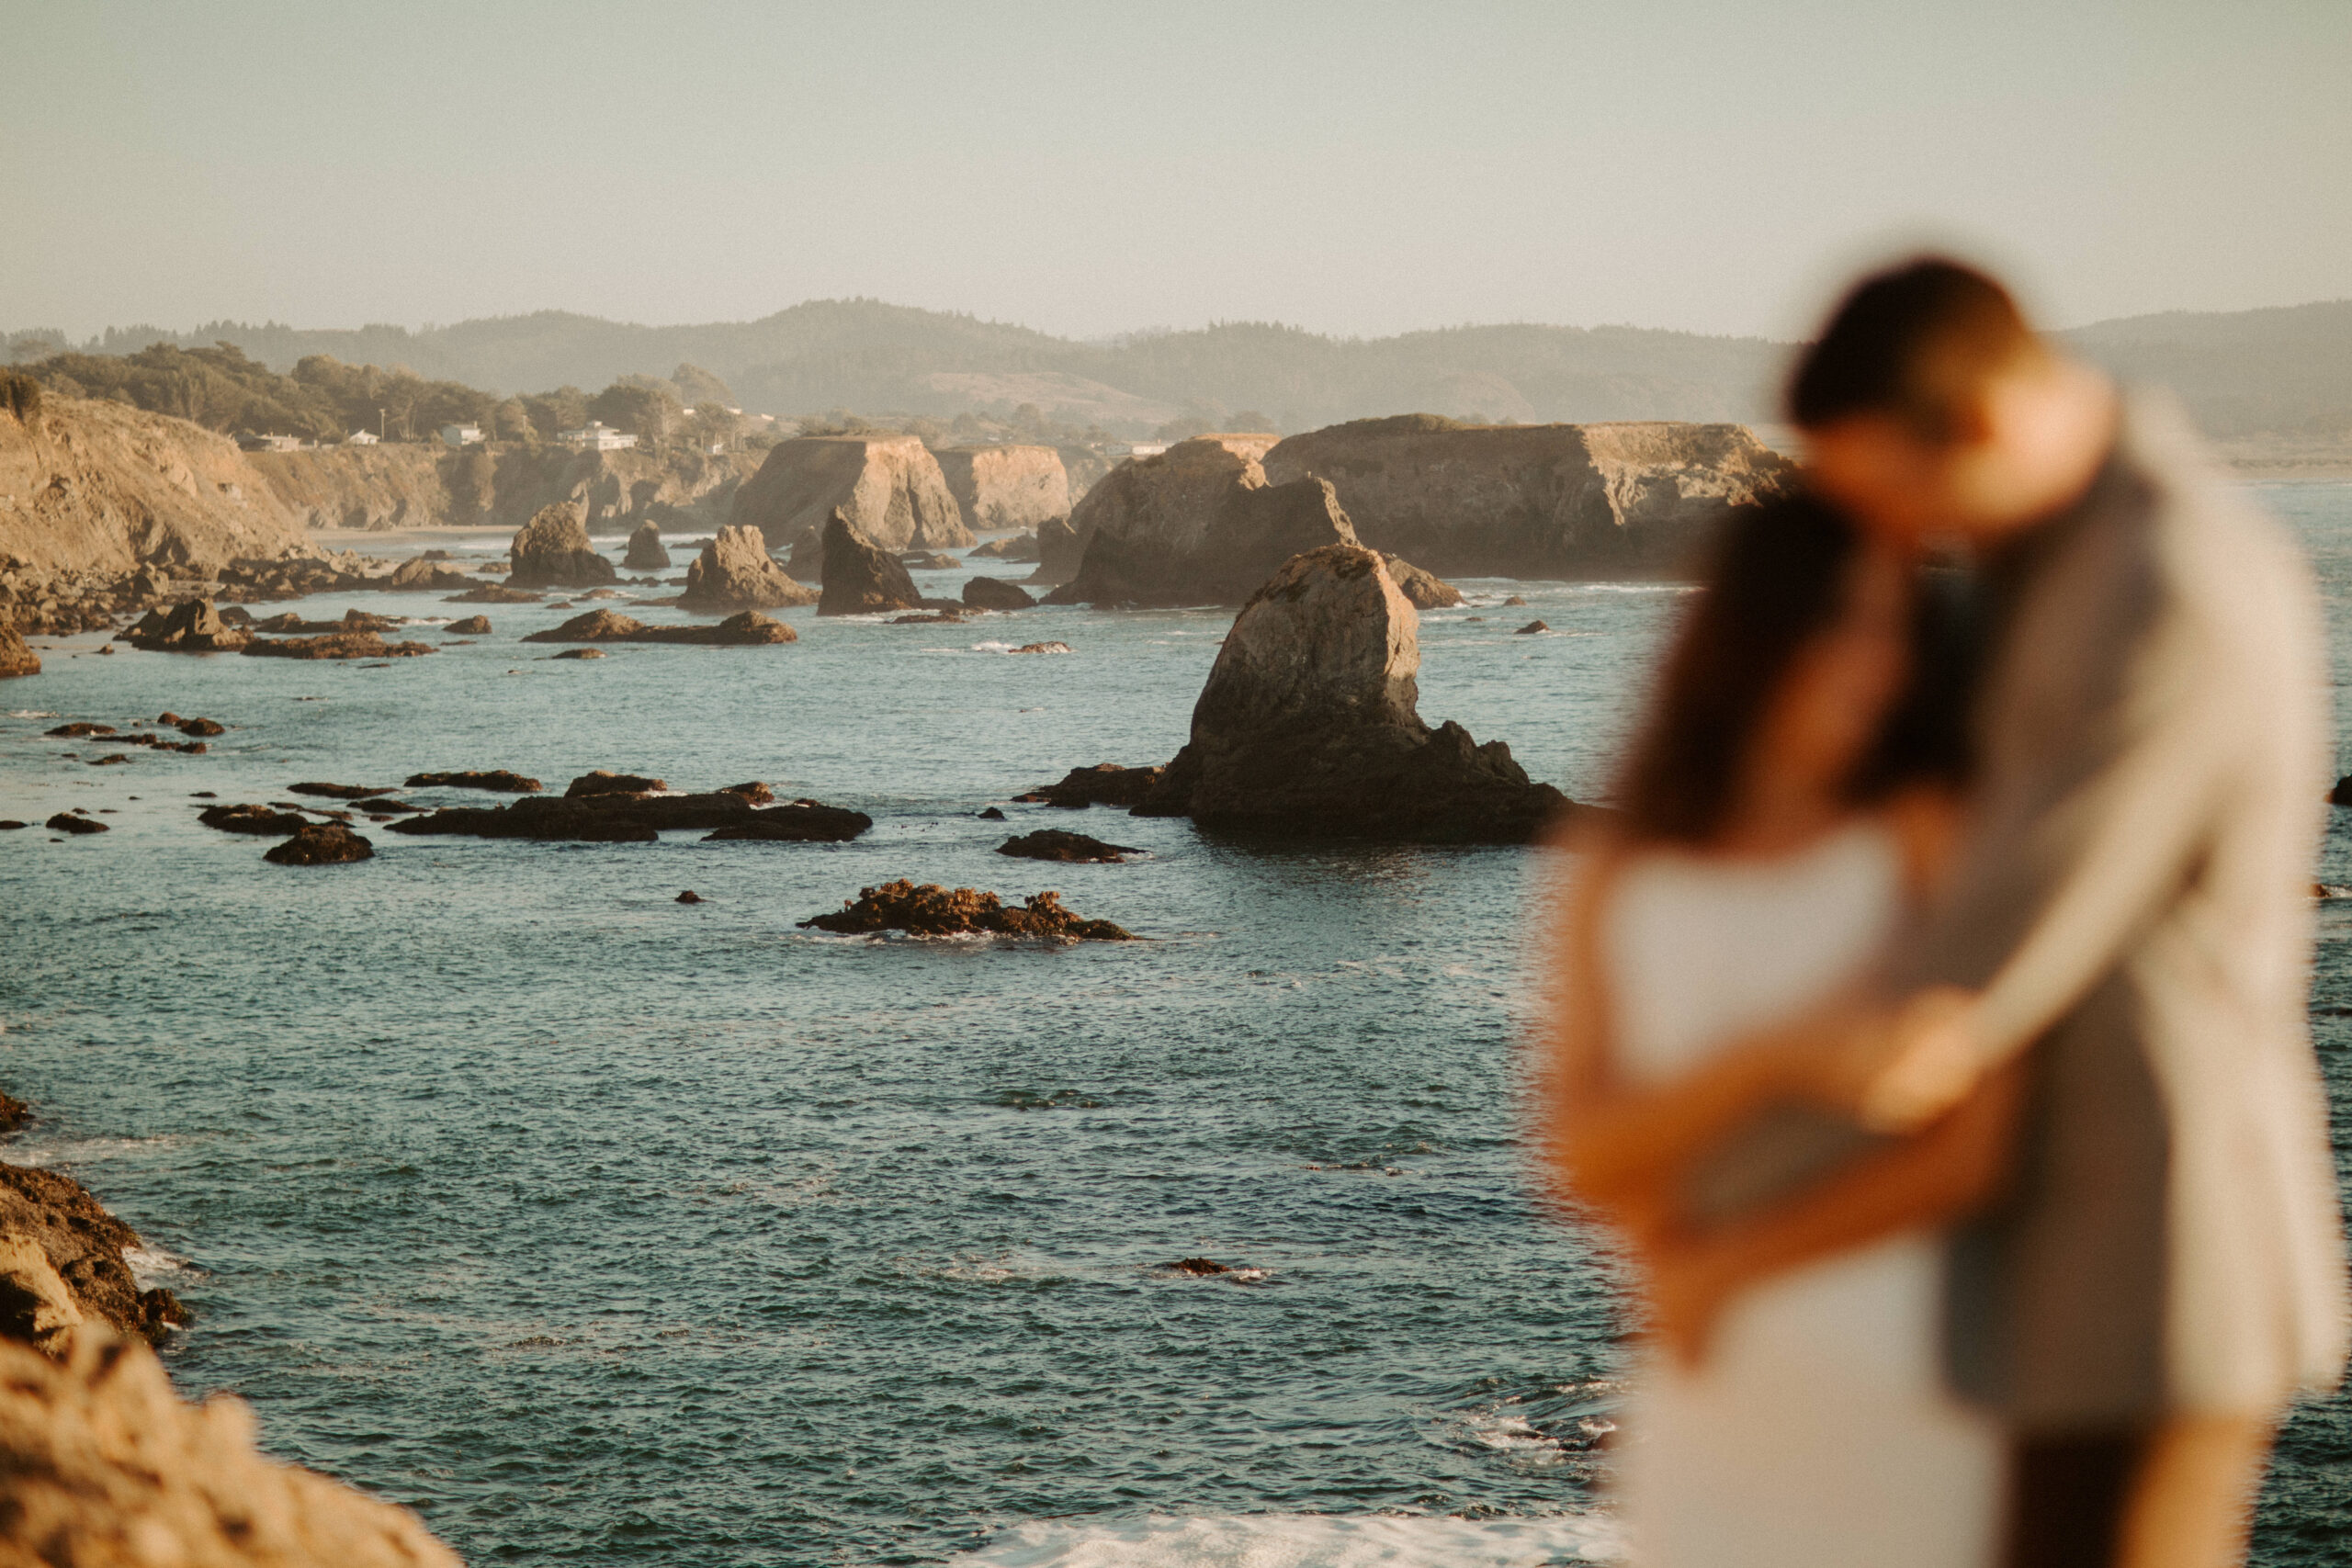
left=1539, top=259, right=2347, bottom=1568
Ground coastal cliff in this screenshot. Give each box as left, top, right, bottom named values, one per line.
left=1261, top=415, right=1795, bottom=577
left=731, top=433, right=971, bottom=570
left=246, top=443, right=760, bottom=535
left=934, top=444, right=1070, bottom=533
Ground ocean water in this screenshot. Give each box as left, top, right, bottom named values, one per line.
left=0, top=491, right=2347, bottom=1566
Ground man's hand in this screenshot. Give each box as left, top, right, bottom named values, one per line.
left=1855, top=986, right=1984, bottom=1134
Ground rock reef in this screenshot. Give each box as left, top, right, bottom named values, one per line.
left=404, top=769, right=540, bottom=792
left=1136, top=545, right=1575, bottom=841
left=506, top=503, right=616, bottom=589
left=390, top=786, right=869, bottom=844
left=678, top=525, right=816, bottom=612
left=799, top=880, right=1133, bottom=940
left=519, top=608, right=796, bottom=646
left=934, top=445, right=1070, bottom=533
left=1261, top=415, right=1795, bottom=577
left=731, top=434, right=970, bottom=570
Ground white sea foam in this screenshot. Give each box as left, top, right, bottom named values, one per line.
left=956, top=1512, right=1623, bottom=1567
left=6, top=1134, right=182, bottom=1168
left=123, top=1244, right=196, bottom=1288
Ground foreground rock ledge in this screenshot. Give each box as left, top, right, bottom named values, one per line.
left=1136, top=545, right=1577, bottom=842
left=800, top=879, right=1134, bottom=940
left=0, top=1330, right=461, bottom=1568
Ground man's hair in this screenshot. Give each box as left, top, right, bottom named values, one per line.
left=1788, top=257, right=2040, bottom=437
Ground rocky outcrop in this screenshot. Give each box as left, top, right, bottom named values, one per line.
left=0, top=619, right=35, bottom=678
left=241, top=632, right=435, bottom=660
left=962, top=576, right=1035, bottom=611
left=265, top=823, right=374, bottom=865
left=119, top=601, right=250, bottom=652
left=1379, top=554, right=1464, bottom=608
left=1136, top=545, right=1575, bottom=841
left=624, top=522, right=671, bottom=570
left=731, top=434, right=971, bottom=570
left=798, top=880, right=1133, bottom=940
left=679, top=525, right=816, bottom=612
left=1015, top=762, right=1166, bottom=808
left=505, top=503, right=616, bottom=589
left=701, top=801, right=876, bottom=841
left=1261, top=416, right=1796, bottom=577
left=1046, top=435, right=1355, bottom=607
left=46, top=812, right=107, bottom=834
left=0, top=1329, right=461, bottom=1567
left=0, top=1162, right=187, bottom=1350
left=934, top=445, right=1070, bottom=533
left=818, top=512, right=923, bottom=615
left=519, top=608, right=796, bottom=646
left=998, top=829, right=1139, bottom=863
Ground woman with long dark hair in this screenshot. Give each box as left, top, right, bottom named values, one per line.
left=1536, top=493, right=2015, bottom=1567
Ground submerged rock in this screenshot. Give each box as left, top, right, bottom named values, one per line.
left=679, top=524, right=816, bottom=612
left=1015, top=762, right=1166, bottom=808
left=935, top=444, right=1070, bottom=534
left=1046, top=436, right=1357, bottom=607
left=119, top=599, right=250, bottom=652
left=701, top=801, right=876, bottom=841
left=46, top=722, right=113, bottom=738
left=519, top=608, right=796, bottom=646
left=1011, top=641, right=1072, bottom=655
left=962, top=576, right=1035, bottom=611
left=444, top=584, right=542, bottom=604
left=0, top=619, right=37, bottom=678
left=506, top=502, right=616, bottom=589
left=0, top=1330, right=460, bottom=1568
left=798, top=879, right=1133, bottom=940
left=241, top=632, right=436, bottom=660
left=567, top=770, right=666, bottom=797
left=44, top=813, right=107, bottom=835
left=389, top=789, right=869, bottom=844
left=1515, top=620, right=1549, bottom=635
left=445, top=615, right=492, bottom=635
left=265, top=822, right=375, bottom=865
left=732, top=433, right=970, bottom=570
left=1136, top=545, right=1576, bottom=842
left=198, top=804, right=310, bottom=835
left=817, top=511, right=923, bottom=616
left=624, top=521, right=672, bottom=570
left=403, top=769, right=541, bottom=792
left=676, top=890, right=704, bottom=904
left=163, top=714, right=225, bottom=737
left=1261, top=416, right=1797, bottom=577
left=998, top=829, right=1139, bottom=863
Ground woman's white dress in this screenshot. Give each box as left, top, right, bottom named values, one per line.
left=1602, top=823, right=2001, bottom=1568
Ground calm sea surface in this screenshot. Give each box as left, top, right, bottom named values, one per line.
left=3, top=487, right=2349, bottom=1567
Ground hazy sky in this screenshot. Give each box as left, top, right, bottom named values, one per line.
left=6, top=1, right=2348, bottom=343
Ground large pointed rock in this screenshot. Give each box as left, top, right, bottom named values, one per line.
left=1136, top=546, right=1575, bottom=841
left=505, top=502, right=616, bottom=589
left=1045, top=434, right=1358, bottom=607
left=679, top=525, right=817, bottom=611
left=817, top=511, right=923, bottom=616
left=730, top=434, right=970, bottom=570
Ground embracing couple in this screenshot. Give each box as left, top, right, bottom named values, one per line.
left=1541, top=260, right=2347, bottom=1568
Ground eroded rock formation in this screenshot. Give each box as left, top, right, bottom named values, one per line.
left=731, top=434, right=970, bottom=570
left=505, top=503, right=616, bottom=589
left=934, top=445, right=1070, bottom=533
left=1136, top=545, right=1574, bottom=841
left=1261, top=416, right=1795, bottom=577
left=624, top=522, right=671, bottom=570
left=817, top=512, right=923, bottom=616
left=679, top=525, right=816, bottom=612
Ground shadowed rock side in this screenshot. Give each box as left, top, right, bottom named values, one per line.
left=520, top=609, right=796, bottom=646
left=1261, top=415, right=1796, bottom=578
left=934, top=445, right=1071, bottom=533
left=799, top=879, right=1133, bottom=940
left=679, top=525, right=816, bottom=611
left=505, top=502, right=617, bottom=589
left=1136, top=545, right=1575, bottom=841
left=0, top=619, right=36, bottom=677
left=0, top=1163, right=187, bottom=1350
left=731, top=434, right=971, bottom=570
left=818, top=512, right=923, bottom=616
left=623, top=522, right=672, bottom=570
left=0, top=1331, right=462, bottom=1568
left=1037, top=434, right=1278, bottom=591
left=1046, top=436, right=1359, bottom=607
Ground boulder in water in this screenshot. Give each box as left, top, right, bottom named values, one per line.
left=403, top=769, right=541, bottom=792
left=506, top=503, right=617, bottom=589
left=197, top=803, right=309, bottom=835
left=962, top=576, right=1035, bottom=611
left=998, top=829, right=1140, bottom=863
left=679, top=525, right=816, bottom=612
left=798, top=879, right=1133, bottom=940
left=1135, top=545, right=1577, bottom=842
left=119, top=600, right=250, bottom=652
left=701, top=801, right=876, bottom=841
left=1015, top=762, right=1166, bottom=808
left=520, top=608, right=796, bottom=646
left=445, top=615, right=492, bottom=635
left=817, top=511, right=923, bottom=616
left=624, top=522, right=672, bottom=570
left=44, top=813, right=106, bottom=835
left=567, top=770, right=665, bottom=797
left=264, top=822, right=374, bottom=865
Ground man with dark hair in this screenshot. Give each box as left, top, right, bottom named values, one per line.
left=1786, top=257, right=2347, bottom=1567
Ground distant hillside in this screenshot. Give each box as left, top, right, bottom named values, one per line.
left=10, top=296, right=2350, bottom=448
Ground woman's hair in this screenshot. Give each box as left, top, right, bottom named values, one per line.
left=1613, top=493, right=1973, bottom=844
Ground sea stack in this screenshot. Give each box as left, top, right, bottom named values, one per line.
left=934, top=445, right=1071, bottom=534
left=1136, top=545, right=1574, bottom=841
left=817, top=511, right=923, bottom=616
left=623, top=522, right=672, bottom=570
left=679, top=525, right=817, bottom=611
left=729, top=433, right=971, bottom=571
left=119, top=599, right=250, bottom=652
left=505, top=503, right=616, bottom=589
left=1045, top=435, right=1362, bottom=607
left=1261, top=416, right=1795, bottom=577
